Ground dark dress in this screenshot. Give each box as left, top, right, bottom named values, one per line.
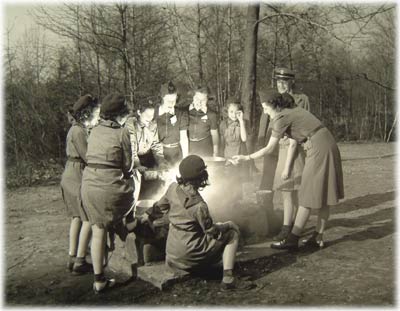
left=155, top=106, right=189, bottom=165
left=81, top=120, right=134, bottom=228
left=60, top=122, right=88, bottom=221
left=271, top=107, right=344, bottom=209
left=188, top=108, right=218, bottom=157
left=146, top=182, right=227, bottom=271
left=273, top=93, right=309, bottom=191
left=220, top=118, right=250, bottom=188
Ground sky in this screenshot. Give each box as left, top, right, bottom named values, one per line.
left=4, top=4, right=59, bottom=48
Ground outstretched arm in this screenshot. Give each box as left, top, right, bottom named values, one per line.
left=233, top=135, right=280, bottom=162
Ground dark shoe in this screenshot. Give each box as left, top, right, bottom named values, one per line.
left=93, top=278, right=116, bottom=294
left=271, top=233, right=299, bottom=250
left=272, top=225, right=292, bottom=241
left=67, top=256, right=76, bottom=272
left=72, top=261, right=93, bottom=275
left=220, top=279, right=256, bottom=291
left=301, top=231, right=324, bottom=248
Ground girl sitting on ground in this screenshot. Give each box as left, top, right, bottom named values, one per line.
left=143, top=155, right=254, bottom=291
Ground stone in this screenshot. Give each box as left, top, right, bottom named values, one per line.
left=107, top=233, right=138, bottom=278
left=137, top=262, right=190, bottom=290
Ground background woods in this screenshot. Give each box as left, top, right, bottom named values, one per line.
left=4, top=3, right=395, bottom=187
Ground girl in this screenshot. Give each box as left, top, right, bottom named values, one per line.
left=143, top=155, right=253, bottom=291
left=188, top=86, right=219, bottom=157
left=233, top=90, right=344, bottom=250
left=155, top=81, right=189, bottom=166
left=81, top=93, right=134, bottom=293
left=271, top=67, right=310, bottom=242
left=61, top=94, right=99, bottom=275
left=125, top=101, right=168, bottom=199
left=220, top=98, right=249, bottom=200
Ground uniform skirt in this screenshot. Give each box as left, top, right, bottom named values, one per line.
left=299, top=128, right=344, bottom=209
left=273, top=138, right=305, bottom=191
left=81, top=167, right=134, bottom=229
left=60, top=161, right=88, bottom=221
left=189, top=136, right=213, bottom=157
left=166, top=226, right=233, bottom=272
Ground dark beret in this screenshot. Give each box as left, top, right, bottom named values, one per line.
left=195, top=85, right=210, bottom=95
left=179, top=155, right=207, bottom=181
left=72, top=94, right=96, bottom=114
left=259, top=89, right=281, bottom=104
left=160, top=81, right=177, bottom=98
left=100, top=93, right=128, bottom=115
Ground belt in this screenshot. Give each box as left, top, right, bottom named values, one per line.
left=67, top=157, right=85, bottom=164
left=170, top=222, right=194, bottom=233
left=162, top=142, right=180, bottom=148
left=301, top=125, right=325, bottom=143
left=87, top=163, right=119, bottom=169
left=189, top=135, right=211, bottom=142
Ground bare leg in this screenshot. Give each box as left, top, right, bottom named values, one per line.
left=76, top=221, right=92, bottom=258
left=222, top=230, right=239, bottom=271
left=291, top=206, right=311, bottom=236
left=281, top=191, right=296, bottom=226
left=316, top=205, right=330, bottom=234
left=91, top=225, right=106, bottom=276
left=69, top=217, right=82, bottom=256
left=292, top=190, right=299, bottom=223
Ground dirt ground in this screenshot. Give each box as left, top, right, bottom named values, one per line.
left=4, top=142, right=396, bottom=306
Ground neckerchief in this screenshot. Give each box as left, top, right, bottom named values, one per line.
left=225, top=119, right=240, bottom=141
left=189, top=103, right=207, bottom=114
left=159, top=104, right=175, bottom=116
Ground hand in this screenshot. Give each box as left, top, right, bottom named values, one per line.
left=157, top=170, right=171, bottom=181
left=236, top=111, right=244, bottom=122
left=281, top=168, right=290, bottom=180
left=226, top=158, right=239, bottom=166
left=232, top=155, right=247, bottom=163
left=138, top=213, right=149, bottom=224
left=225, top=221, right=240, bottom=233
left=136, top=166, right=148, bottom=174
left=158, top=162, right=169, bottom=171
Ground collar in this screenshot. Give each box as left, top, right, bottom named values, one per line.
left=72, top=120, right=85, bottom=128
left=189, top=103, right=207, bottom=114
left=99, top=119, right=122, bottom=128
left=158, top=105, right=175, bottom=116
left=226, top=118, right=239, bottom=126
left=137, top=119, right=147, bottom=128
left=177, top=184, right=204, bottom=209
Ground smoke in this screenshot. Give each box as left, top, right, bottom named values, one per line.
left=139, top=160, right=281, bottom=242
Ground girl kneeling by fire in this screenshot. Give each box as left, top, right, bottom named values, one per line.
left=142, top=155, right=254, bottom=291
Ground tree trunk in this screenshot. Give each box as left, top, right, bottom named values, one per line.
left=76, top=5, right=83, bottom=96
left=227, top=4, right=232, bottom=96
left=386, top=112, right=397, bottom=142
left=240, top=3, right=259, bottom=170
left=240, top=3, right=259, bottom=126
left=197, top=3, right=204, bottom=84
left=271, top=16, right=278, bottom=87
